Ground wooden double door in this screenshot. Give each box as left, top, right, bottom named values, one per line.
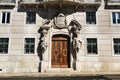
left=51, top=35, right=70, bottom=68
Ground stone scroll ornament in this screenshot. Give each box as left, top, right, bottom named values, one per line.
left=40, top=20, right=50, bottom=53
left=69, top=20, right=82, bottom=53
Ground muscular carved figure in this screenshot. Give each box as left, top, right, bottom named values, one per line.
left=40, top=29, right=48, bottom=53
left=73, top=38, right=82, bottom=53
left=39, top=25, right=50, bottom=53
left=40, top=40, right=48, bottom=53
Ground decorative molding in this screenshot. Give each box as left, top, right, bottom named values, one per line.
left=54, top=13, right=67, bottom=29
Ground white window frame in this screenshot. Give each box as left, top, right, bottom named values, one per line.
left=87, top=38, right=98, bottom=54
left=85, top=37, right=99, bottom=56
left=0, top=38, right=9, bottom=54
left=24, top=38, right=35, bottom=54
left=1, top=12, right=10, bottom=24
left=26, top=12, right=36, bottom=24
left=112, top=12, right=120, bottom=24
left=111, top=11, right=120, bottom=26
left=86, top=12, right=96, bottom=25
left=112, top=38, right=120, bottom=56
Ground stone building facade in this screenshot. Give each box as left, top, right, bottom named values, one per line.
left=0, top=0, right=120, bottom=74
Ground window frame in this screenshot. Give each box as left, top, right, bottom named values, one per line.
left=1, top=12, right=10, bottom=24
left=0, top=38, right=9, bottom=54
left=86, top=38, right=98, bottom=55
left=26, top=12, right=36, bottom=24
left=112, top=12, right=120, bottom=24
left=86, top=12, right=96, bottom=24
left=113, top=38, right=120, bottom=55
left=111, top=11, right=120, bottom=26
left=24, top=38, right=35, bottom=54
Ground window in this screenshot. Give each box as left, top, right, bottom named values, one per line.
left=2, top=12, right=10, bottom=24
left=86, top=12, right=96, bottom=24
left=24, top=38, right=35, bottom=54
left=113, top=38, right=120, bottom=55
left=87, top=38, right=98, bottom=54
left=112, top=12, right=120, bottom=24
left=26, top=12, right=36, bottom=24
left=0, top=38, right=9, bottom=54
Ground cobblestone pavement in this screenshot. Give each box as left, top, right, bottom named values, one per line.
left=0, top=75, right=120, bottom=80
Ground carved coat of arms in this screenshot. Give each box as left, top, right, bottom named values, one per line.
left=54, top=13, right=66, bottom=29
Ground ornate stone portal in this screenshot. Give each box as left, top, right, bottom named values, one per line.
left=39, top=13, right=82, bottom=72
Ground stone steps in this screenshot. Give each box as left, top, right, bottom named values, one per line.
left=46, top=68, right=74, bottom=73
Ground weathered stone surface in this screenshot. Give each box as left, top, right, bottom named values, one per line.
left=0, top=0, right=120, bottom=74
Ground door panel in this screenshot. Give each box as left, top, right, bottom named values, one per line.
left=51, top=35, right=70, bottom=68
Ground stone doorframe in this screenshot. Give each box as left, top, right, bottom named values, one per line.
left=39, top=14, right=82, bottom=72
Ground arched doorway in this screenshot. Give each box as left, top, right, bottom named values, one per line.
left=51, top=35, right=70, bottom=68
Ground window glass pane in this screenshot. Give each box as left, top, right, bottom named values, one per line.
left=25, top=45, right=29, bottom=49
left=25, top=49, right=29, bottom=53
left=87, top=38, right=97, bottom=54
left=0, top=38, right=9, bottom=54
left=25, top=38, right=35, bottom=54
left=118, top=13, right=120, bottom=19
left=117, top=13, right=120, bottom=24
left=7, top=12, right=10, bottom=23
left=2, top=13, right=6, bottom=23
left=0, top=49, right=2, bottom=53
left=112, top=12, right=120, bottom=24
left=115, top=50, right=118, bottom=54
left=93, top=50, right=97, bottom=54
left=26, top=12, right=36, bottom=24
left=2, top=12, right=10, bottom=24
left=31, top=44, right=34, bottom=47
left=112, top=13, right=116, bottom=24
left=118, top=19, right=120, bottom=23
left=30, top=48, right=34, bottom=53
left=114, top=39, right=120, bottom=54
left=4, top=48, right=8, bottom=53
left=86, top=12, right=96, bottom=24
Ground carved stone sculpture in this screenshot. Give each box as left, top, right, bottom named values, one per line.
left=69, top=20, right=82, bottom=37
left=73, top=38, right=82, bottom=53
left=69, top=20, right=82, bottom=53
left=39, top=21, right=50, bottom=53
left=40, top=38, right=48, bottom=53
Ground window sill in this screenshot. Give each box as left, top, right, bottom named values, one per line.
left=86, top=53, right=99, bottom=57
left=23, top=53, right=36, bottom=55
left=0, top=53, right=8, bottom=55
left=25, top=24, right=36, bottom=26
left=112, top=54, right=120, bottom=56
left=85, top=24, right=97, bottom=27
left=111, top=24, right=120, bottom=26
left=0, top=23, right=11, bottom=25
